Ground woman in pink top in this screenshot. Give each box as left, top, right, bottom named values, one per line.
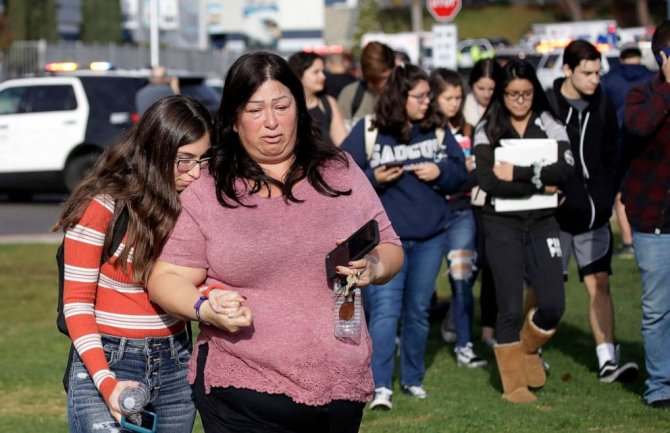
left=147, top=52, right=404, bottom=433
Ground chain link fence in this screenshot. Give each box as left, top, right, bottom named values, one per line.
left=1, top=40, right=238, bottom=80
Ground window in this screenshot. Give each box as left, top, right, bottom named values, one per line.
left=0, top=87, right=28, bottom=115
left=27, top=85, right=77, bottom=113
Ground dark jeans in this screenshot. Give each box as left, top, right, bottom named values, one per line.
left=484, top=217, right=565, bottom=344
left=193, top=344, right=365, bottom=433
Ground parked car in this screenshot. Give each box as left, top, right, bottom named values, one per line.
left=0, top=69, right=219, bottom=199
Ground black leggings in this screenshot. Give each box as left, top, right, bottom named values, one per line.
left=473, top=206, right=498, bottom=328
left=483, top=218, right=565, bottom=344
left=193, top=344, right=366, bottom=433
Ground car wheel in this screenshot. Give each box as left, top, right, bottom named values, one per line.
left=64, top=153, right=101, bottom=192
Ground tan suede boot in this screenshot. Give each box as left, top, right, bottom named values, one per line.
left=520, top=308, right=556, bottom=389
left=494, top=343, right=537, bottom=403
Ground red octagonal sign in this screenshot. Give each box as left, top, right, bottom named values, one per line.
left=427, top=0, right=462, bottom=22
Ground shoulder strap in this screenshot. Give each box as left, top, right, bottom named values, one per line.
left=364, top=115, right=377, bottom=160
left=101, top=206, right=129, bottom=263
left=351, top=80, right=367, bottom=118
left=436, top=127, right=445, bottom=146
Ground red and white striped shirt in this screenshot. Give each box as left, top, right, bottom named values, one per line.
left=63, top=195, right=184, bottom=401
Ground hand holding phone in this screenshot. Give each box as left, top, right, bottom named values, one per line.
left=656, top=46, right=670, bottom=67
left=325, top=220, right=380, bottom=280
left=121, top=411, right=158, bottom=433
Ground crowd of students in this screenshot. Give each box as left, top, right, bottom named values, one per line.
left=57, top=21, right=670, bottom=433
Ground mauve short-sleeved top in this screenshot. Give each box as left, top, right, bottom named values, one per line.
left=160, top=153, right=400, bottom=406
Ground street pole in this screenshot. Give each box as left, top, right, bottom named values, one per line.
left=150, top=0, right=159, bottom=67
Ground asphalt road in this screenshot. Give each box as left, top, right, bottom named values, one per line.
left=0, top=194, right=66, bottom=243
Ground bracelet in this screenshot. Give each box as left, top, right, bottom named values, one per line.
left=194, top=295, right=209, bottom=325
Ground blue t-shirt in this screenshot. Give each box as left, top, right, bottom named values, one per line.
left=341, top=120, right=468, bottom=240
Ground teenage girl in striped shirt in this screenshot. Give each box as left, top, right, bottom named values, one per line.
left=54, top=95, right=250, bottom=432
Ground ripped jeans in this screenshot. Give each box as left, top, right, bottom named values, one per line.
left=443, top=209, right=478, bottom=349
left=67, top=331, right=195, bottom=433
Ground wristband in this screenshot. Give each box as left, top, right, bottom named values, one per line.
left=194, top=295, right=209, bottom=325
left=198, top=283, right=227, bottom=299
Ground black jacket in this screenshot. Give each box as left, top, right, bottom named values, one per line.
left=547, top=78, right=619, bottom=234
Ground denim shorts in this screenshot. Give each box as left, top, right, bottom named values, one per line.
left=67, top=331, right=195, bottom=433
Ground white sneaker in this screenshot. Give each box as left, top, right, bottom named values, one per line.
left=455, top=342, right=488, bottom=368
left=369, top=387, right=393, bottom=410
left=401, top=384, right=428, bottom=399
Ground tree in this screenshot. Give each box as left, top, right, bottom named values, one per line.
left=353, top=0, right=383, bottom=55
left=6, top=0, right=58, bottom=41
left=561, top=0, right=584, bottom=21
left=80, top=0, right=122, bottom=43
left=634, top=0, right=651, bottom=27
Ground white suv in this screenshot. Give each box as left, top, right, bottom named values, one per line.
left=0, top=71, right=219, bottom=199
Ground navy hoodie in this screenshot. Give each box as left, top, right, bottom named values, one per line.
left=341, top=120, right=468, bottom=240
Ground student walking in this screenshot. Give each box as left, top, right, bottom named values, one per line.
left=547, top=40, right=639, bottom=384
left=342, top=64, right=468, bottom=410
left=473, top=60, right=574, bottom=403
left=55, top=95, right=213, bottom=432
left=428, top=67, right=486, bottom=368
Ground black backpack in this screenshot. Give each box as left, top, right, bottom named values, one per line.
left=57, top=207, right=128, bottom=392
left=56, top=207, right=129, bottom=336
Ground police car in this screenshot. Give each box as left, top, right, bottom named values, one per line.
left=0, top=64, right=219, bottom=199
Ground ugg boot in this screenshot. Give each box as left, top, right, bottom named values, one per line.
left=494, top=343, right=537, bottom=403
left=520, top=308, right=556, bottom=389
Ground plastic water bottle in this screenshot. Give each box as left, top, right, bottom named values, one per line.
left=334, top=288, right=362, bottom=344
left=118, top=383, right=150, bottom=415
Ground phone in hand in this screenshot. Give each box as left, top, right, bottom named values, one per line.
left=325, top=220, right=380, bottom=280
left=383, top=161, right=404, bottom=169
left=656, top=46, right=670, bottom=67
left=121, top=411, right=158, bottom=433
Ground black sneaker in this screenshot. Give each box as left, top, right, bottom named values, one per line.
left=598, top=360, right=639, bottom=383
left=649, top=398, right=670, bottom=409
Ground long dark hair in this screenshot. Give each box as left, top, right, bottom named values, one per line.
left=482, top=59, right=555, bottom=146
left=54, top=95, right=213, bottom=283
left=212, top=51, right=350, bottom=208
left=287, top=51, right=322, bottom=81
left=374, top=63, right=431, bottom=142
left=427, top=68, right=466, bottom=131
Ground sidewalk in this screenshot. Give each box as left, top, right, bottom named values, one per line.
left=0, top=233, right=62, bottom=244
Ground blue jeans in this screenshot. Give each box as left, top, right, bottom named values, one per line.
left=633, top=232, right=670, bottom=405
left=67, top=331, right=195, bottom=433
left=365, top=231, right=447, bottom=388
left=443, top=209, right=477, bottom=349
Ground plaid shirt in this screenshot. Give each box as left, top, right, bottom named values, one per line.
left=622, top=74, right=670, bottom=234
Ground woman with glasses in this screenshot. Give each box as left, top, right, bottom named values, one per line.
left=473, top=60, right=574, bottom=403
left=147, top=52, right=403, bottom=433
left=54, top=95, right=233, bottom=433
left=341, top=64, right=468, bottom=410
left=427, top=68, right=487, bottom=369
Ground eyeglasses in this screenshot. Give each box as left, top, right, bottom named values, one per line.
left=504, top=90, right=534, bottom=101
left=408, top=91, right=433, bottom=101
left=175, top=157, right=211, bottom=172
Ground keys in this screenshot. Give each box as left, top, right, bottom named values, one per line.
left=338, top=273, right=358, bottom=321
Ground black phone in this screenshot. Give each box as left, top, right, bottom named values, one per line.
left=384, top=161, right=404, bottom=169
left=121, top=411, right=158, bottom=433
left=325, top=220, right=380, bottom=279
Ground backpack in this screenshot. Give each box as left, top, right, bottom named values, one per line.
left=56, top=206, right=129, bottom=336
left=57, top=206, right=129, bottom=392
left=363, top=114, right=445, bottom=160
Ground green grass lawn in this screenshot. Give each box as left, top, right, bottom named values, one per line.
left=0, top=238, right=668, bottom=432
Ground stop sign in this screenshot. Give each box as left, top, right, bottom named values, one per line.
left=427, top=0, right=462, bottom=22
